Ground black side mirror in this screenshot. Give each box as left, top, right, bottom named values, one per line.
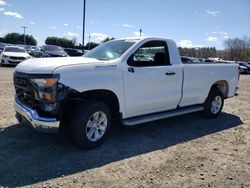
left=127, top=54, right=134, bottom=66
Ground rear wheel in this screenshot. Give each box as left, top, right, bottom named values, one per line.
left=203, top=88, right=224, bottom=118
left=70, top=100, right=111, bottom=149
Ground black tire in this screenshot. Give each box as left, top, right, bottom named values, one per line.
left=203, top=88, right=224, bottom=118
left=0, top=60, right=5, bottom=67
left=69, top=100, right=112, bottom=149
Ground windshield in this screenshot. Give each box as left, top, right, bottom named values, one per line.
left=84, top=39, right=137, bottom=60
left=4, top=47, right=26, bottom=53
left=43, top=45, right=64, bottom=51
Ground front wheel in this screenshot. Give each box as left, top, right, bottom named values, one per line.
left=70, top=100, right=112, bottom=149
left=203, top=88, right=224, bottom=118
left=0, top=60, right=6, bottom=67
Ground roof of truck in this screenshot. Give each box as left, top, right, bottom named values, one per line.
left=117, top=36, right=172, bottom=41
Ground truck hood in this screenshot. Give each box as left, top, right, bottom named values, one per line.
left=15, top=57, right=101, bottom=74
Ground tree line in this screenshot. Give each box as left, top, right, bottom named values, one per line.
left=223, top=37, right=250, bottom=61
left=179, top=37, right=250, bottom=61
left=178, top=47, right=216, bottom=59
left=0, top=33, right=37, bottom=46
left=0, top=32, right=105, bottom=49
left=1, top=32, right=249, bottom=61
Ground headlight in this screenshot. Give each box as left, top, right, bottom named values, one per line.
left=31, top=78, right=59, bottom=87
left=2, top=55, right=8, bottom=58
left=31, top=77, right=59, bottom=104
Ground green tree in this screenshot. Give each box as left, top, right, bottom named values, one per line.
left=25, top=35, right=37, bottom=46
left=102, top=37, right=115, bottom=43
left=3, top=32, right=37, bottom=45
left=85, top=42, right=99, bottom=50
left=45, top=37, right=75, bottom=48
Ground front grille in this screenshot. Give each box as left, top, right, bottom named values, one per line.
left=10, top=56, right=25, bottom=60
left=14, top=73, right=35, bottom=108
left=15, top=87, right=35, bottom=107
left=14, top=76, right=28, bottom=88
left=9, top=61, right=21, bottom=64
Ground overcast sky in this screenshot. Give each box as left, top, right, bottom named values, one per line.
left=0, top=0, right=249, bottom=49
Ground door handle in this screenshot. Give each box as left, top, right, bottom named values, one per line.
left=165, top=72, right=176, bottom=75
left=128, top=67, right=135, bottom=73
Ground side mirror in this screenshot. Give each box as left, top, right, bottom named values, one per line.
left=127, top=54, right=134, bottom=66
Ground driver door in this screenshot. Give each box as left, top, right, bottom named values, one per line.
left=123, top=40, right=182, bottom=118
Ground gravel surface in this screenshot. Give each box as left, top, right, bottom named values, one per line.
left=0, top=67, right=249, bottom=188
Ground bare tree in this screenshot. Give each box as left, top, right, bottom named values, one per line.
left=224, top=37, right=250, bottom=61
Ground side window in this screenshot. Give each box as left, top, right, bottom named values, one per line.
left=128, top=41, right=170, bottom=67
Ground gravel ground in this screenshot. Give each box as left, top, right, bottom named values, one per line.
left=0, top=67, right=249, bottom=188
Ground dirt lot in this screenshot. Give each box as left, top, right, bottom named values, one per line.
left=0, top=67, right=249, bottom=188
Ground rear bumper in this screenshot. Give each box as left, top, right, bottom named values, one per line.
left=15, top=100, right=60, bottom=133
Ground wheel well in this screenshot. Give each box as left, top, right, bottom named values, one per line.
left=61, top=89, right=120, bottom=119
left=79, top=89, right=120, bottom=114
left=59, top=89, right=121, bottom=129
left=211, top=80, right=229, bottom=98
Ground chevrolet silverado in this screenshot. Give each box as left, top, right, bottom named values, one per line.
left=14, top=37, right=239, bottom=148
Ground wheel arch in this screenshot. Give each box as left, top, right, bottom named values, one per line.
left=79, top=89, right=120, bottom=114
left=210, top=80, right=229, bottom=98
left=60, top=89, right=121, bottom=126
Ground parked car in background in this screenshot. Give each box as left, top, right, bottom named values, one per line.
left=64, top=48, right=83, bottom=57
left=198, top=58, right=206, bottom=62
left=40, top=45, right=68, bottom=57
left=0, top=46, right=31, bottom=66
left=204, top=59, right=214, bottom=63
left=83, top=50, right=90, bottom=54
left=0, top=42, right=6, bottom=53
left=181, top=56, right=194, bottom=63
left=27, top=46, right=41, bottom=57
left=23, top=45, right=32, bottom=51
left=238, top=62, right=250, bottom=74
left=134, top=54, right=154, bottom=61
left=181, top=56, right=201, bottom=64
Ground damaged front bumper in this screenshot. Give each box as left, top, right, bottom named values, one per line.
left=15, top=100, right=60, bottom=133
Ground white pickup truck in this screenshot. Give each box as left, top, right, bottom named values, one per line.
left=14, top=37, right=239, bottom=148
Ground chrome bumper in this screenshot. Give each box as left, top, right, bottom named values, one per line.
left=15, top=101, right=60, bottom=132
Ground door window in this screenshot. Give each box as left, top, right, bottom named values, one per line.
left=128, top=41, right=170, bottom=66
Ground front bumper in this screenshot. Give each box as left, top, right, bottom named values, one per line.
left=15, top=100, right=60, bottom=133
left=1, top=57, right=24, bottom=65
